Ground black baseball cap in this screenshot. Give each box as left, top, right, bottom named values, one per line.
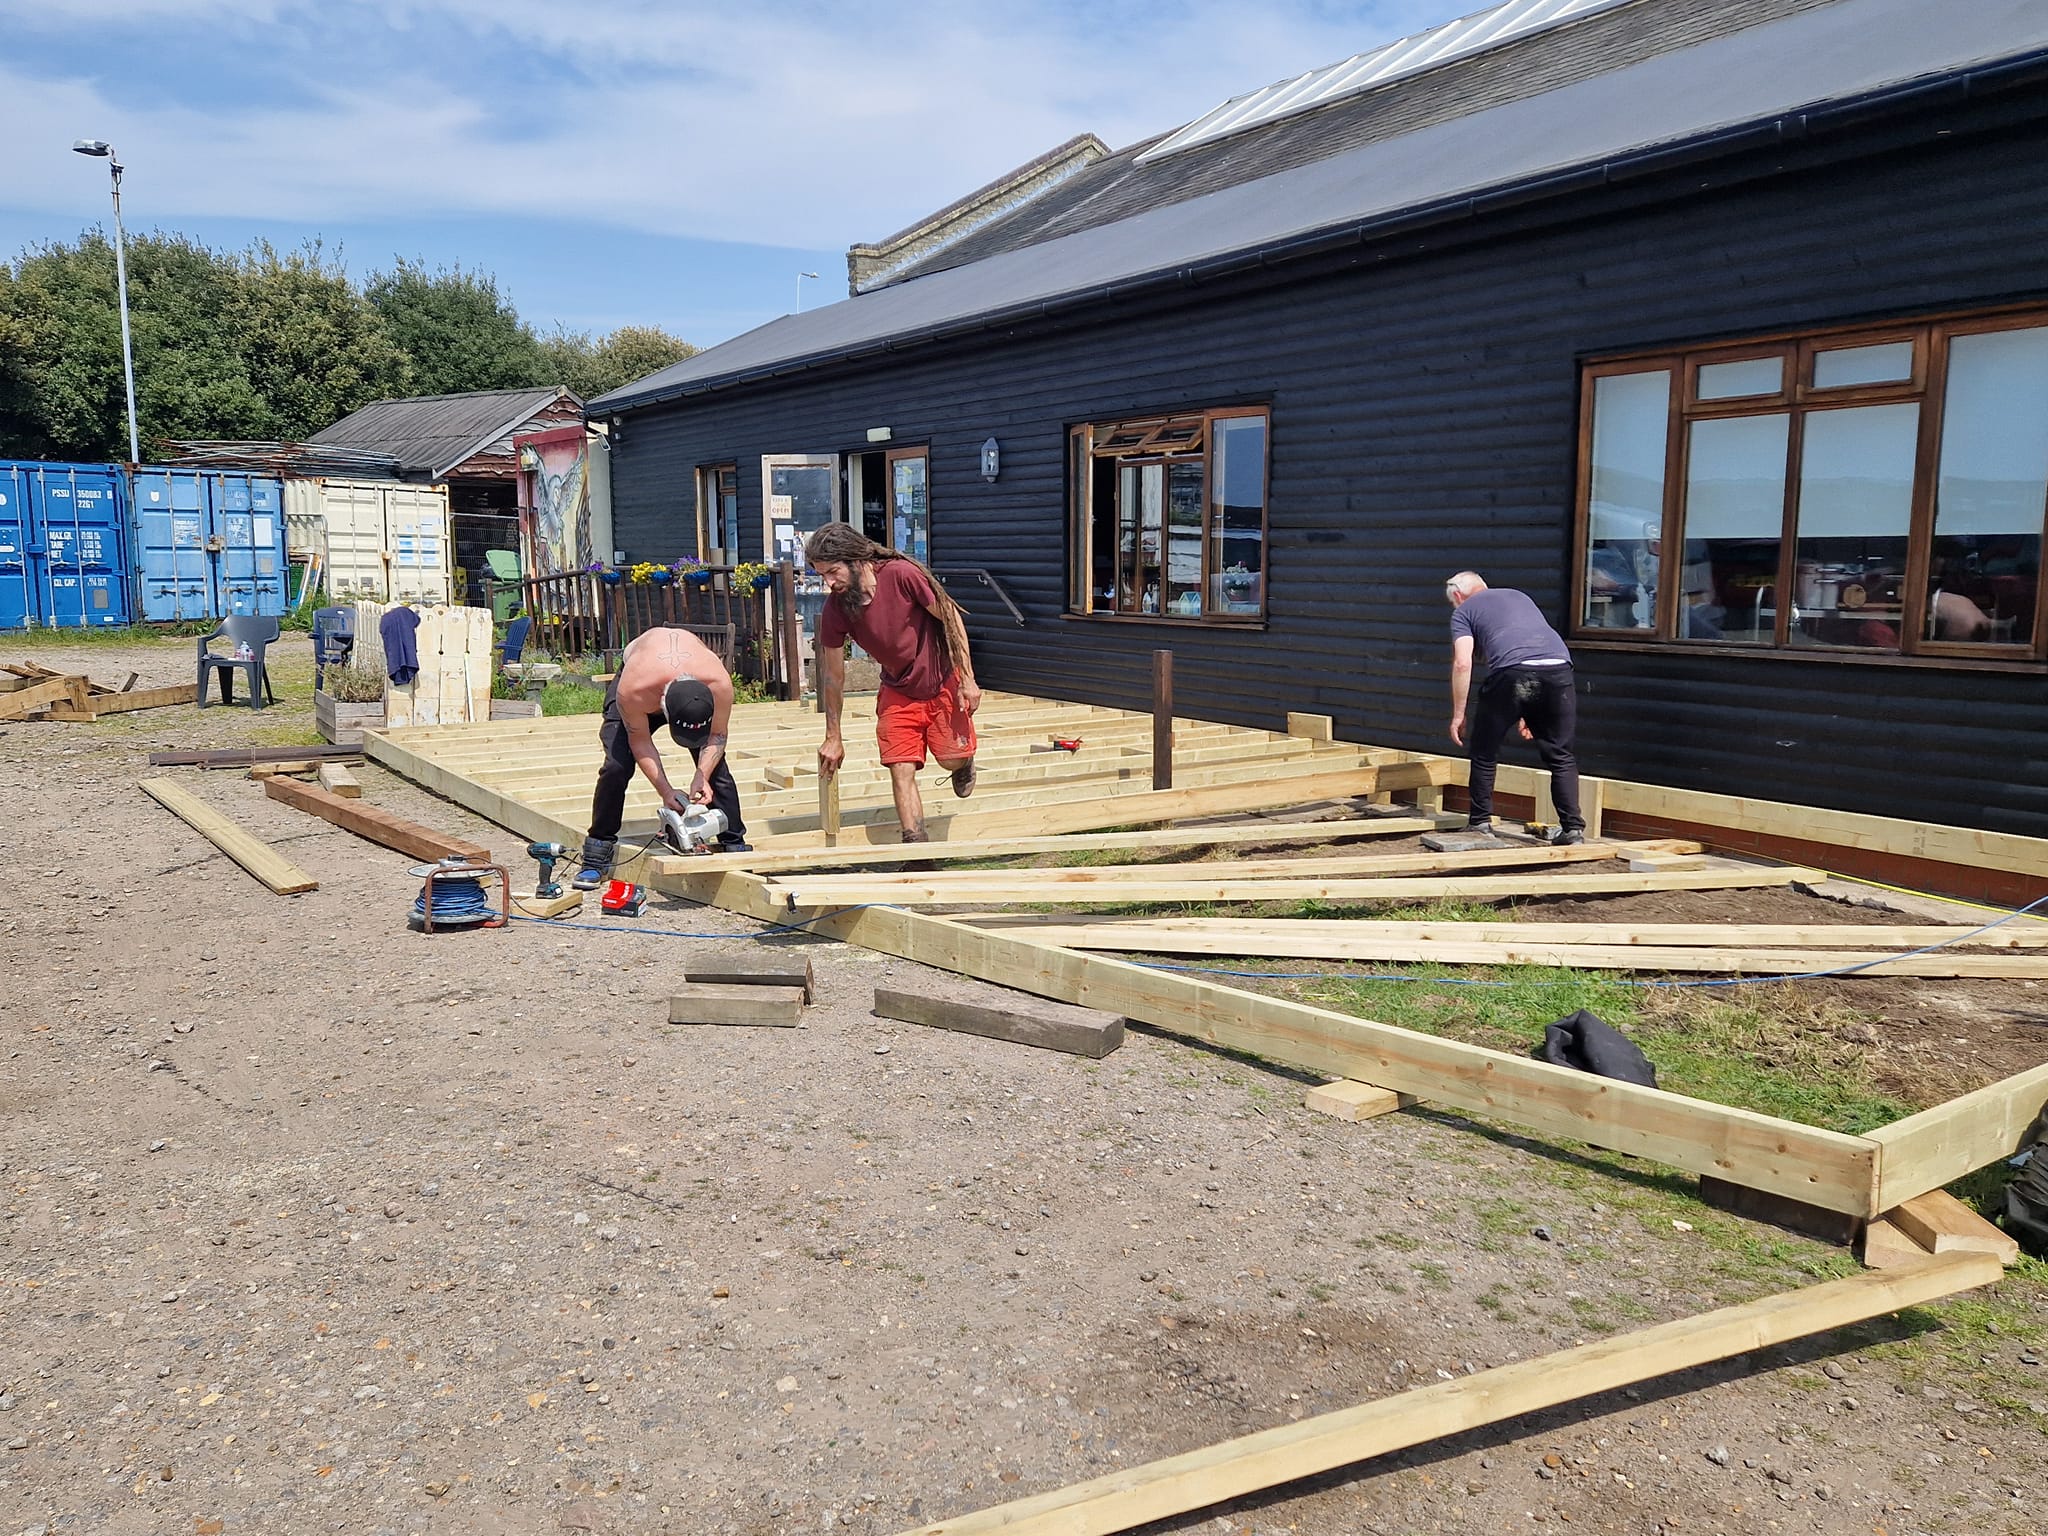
left=663, top=677, right=716, bottom=745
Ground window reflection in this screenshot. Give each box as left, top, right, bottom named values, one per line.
left=1931, top=327, right=2048, bottom=647
left=1789, top=403, right=1918, bottom=651
left=1582, top=371, right=1666, bottom=630
left=1682, top=414, right=1788, bottom=644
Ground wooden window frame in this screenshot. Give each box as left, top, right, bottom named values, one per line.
left=695, top=462, right=739, bottom=562
left=1066, top=406, right=1270, bottom=626
left=1571, top=306, right=2048, bottom=666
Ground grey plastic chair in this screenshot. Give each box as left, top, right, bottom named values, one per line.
left=197, top=615, right=282, bottom=708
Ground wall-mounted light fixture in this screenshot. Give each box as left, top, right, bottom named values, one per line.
left=980, top=436, right=1000, bottom=482
left=866, top=426, right=893, bottom=443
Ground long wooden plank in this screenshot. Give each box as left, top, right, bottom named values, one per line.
left=151, top=744, right=364, bottom=768
left=954, top=916, right=2048, bottom=949
left=766, top=865, right=1811, bottom=908
left=956, top=923, right=2048, bottom=977
left=649, top=818, right=1439, bottom=876
left=892, top=1254, right=1999, bottom=1536
left=661, top=869, right=1880, bottom=1214
left=1868, top=1058, right=2048, bottom=1210
left=262, top=775, right=488, bottom=863
left=138, top=778, right=318, bottom=895
left=766, top=842, right=1629, bottom=888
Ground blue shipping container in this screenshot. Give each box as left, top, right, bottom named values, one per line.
left=0, top=460, right=133, bottom=630
left=132, top=468, right=288, bottom=621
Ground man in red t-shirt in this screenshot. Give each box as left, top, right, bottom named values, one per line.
left=804, top=523, right=980, bottom=844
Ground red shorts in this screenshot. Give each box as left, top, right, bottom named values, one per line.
left=876, top=672, right=977, bottom=767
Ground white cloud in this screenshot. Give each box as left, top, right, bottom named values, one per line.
left=0, top=0, right=1459, bottom=250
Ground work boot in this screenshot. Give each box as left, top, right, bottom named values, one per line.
left=1549, top=826, right=1587, bottom=847
left=900, top=827, right=938, bottom=874
left=950, top=760, right=977, bottom=799
left=573, top=836, right=617, bottom=890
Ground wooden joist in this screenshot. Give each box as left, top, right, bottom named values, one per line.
left=138, top=777, right=318, bottom=895
left=650, top=817, right=1438, bottom=877
left=954, top=917, right=2048, bottom=950
left=662, top=869, right=1882, bottom=1215
left=765, top=864, right=1811, bottom=909
left=262, top=775, right=488, bottom=863
left=892, top=1254, right=1999, bottom=1536
left=1867, top=1059, right=2048, bottom=1211
left=953, top=919, right=2048, bottom=978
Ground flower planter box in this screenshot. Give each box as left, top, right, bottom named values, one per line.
left=490, top=700, right=543, bottom=721
left=315, top=689, right=384, bottom=746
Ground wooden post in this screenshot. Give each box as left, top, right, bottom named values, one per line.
left=1152, top=649, right=1173, bottom=792
left=819, top=764, right=841, bottom=846
left=776, top=560, right=803, bottom=702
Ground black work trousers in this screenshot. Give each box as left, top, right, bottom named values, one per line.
left=1466, top=663, right=1583, bottom=832
left=586, top=681, right=747, bottom=847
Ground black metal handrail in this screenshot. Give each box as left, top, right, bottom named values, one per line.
left=932, top=567, right=1026, bottom=626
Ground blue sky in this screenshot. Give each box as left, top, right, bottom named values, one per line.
left=1, top=0, right=1475, bottom=349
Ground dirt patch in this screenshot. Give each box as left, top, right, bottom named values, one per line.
left=0, top=632, right=2043, bottom=1536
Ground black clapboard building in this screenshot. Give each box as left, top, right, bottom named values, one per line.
left=594, top=0, right=2048, bottom=839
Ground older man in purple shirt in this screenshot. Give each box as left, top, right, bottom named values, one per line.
left=1445, top=571, right=1585, bottom=845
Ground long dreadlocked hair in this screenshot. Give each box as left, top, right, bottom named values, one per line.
left=802, top=522, right=968, bottom=617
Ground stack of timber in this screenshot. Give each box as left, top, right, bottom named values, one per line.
left=3, top=661, right=194, bottom=721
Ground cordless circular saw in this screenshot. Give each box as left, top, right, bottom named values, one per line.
left=658, top=804, right=728, bottom=855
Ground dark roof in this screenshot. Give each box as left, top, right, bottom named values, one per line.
left=592, top=0, right=2048, bottom=416
left=886, top=0, right=1833, bottom=285
left=309, top=387, right=576, bottom=479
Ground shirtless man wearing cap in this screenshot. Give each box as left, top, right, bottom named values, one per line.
left=574, top=624, right=750, bottom=889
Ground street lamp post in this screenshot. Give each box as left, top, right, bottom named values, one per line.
left=795, top=270, right=820, bottom=314
left=72, top=139, right=141, bottom=463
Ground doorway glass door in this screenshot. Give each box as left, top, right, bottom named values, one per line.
left=886, top=448, right=929, bottom=562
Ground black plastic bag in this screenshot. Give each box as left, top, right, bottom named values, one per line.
left=1533, top=1008, right=1658, bottom=1089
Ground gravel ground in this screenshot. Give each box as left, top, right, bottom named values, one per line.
left=0, top=633, right=2043, bottom=1536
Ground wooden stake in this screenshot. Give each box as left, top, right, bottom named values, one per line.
left=1152, top=649, right=1172, bottom=792
left=819, top=766, right=841, bottom=847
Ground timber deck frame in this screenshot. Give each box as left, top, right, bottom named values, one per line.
left=363, top=689, right=2042, bottom=1532
left=364, top=690, right=2048, bottom=1224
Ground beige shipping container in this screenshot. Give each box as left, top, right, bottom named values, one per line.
left=281, top=479, right=452, bottom=602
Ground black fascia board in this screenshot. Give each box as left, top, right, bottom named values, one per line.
left=597, top=46, right=2048, bottom=419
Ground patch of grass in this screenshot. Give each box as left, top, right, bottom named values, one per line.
left=1412, top=1261, right=1453, bottom=1292
left=1372, top=1231, right=1423, bottom=1253
left=1477, top=1283, right=1518, bottom=1322
left=540, top=678, right=607, bottom=716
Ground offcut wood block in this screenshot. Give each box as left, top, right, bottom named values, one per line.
left=1887, top=1189, right=2021, bottom=1265
left=1700, top=1175, right=1862, bottom=1247
left=1858, top=1217, right=1931, bottom=1270
left=1305, top=1079, right=1418, bottom=1122
left=317, top=762, right=363, bottom=798
left=669, top=982, right=806, bottom=1028
left=683, top=957, right=817, bottom=1004
left=873, top=986, right=1124, bottom=1058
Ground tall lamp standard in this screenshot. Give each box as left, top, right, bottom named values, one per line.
left=71, top=139, right=141, bottom=463
left=795, top=270, right=820, bottom=314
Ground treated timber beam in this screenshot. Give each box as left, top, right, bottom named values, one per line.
left=262, top=774, right=489, bottom=863
left=364, top=731, right=581, bottom=846
left=649, top=818, right=1437, bottom=876
left=763, top=865, right=1812, bottom=908
left=1868, top=1059, right=2048, bottom=1211
left=890, top=1254, right=1998, bottom=1536
left=657, top=869, right=1881, bottom=1215
left=766, top=842, right=1632, bottom=889
left=46, top=682, right=197, bottom=719
left=138, top=778, right=318, bottom=895
left=0, top=675, right=87, bottom=721
left=954, top=925, right=2048, bottom=978
left=954, top=917, right=2048, bottom=950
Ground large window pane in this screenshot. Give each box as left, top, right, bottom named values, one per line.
left=1930, top=327, right=2048, bottom=647
left=1790, top=403, right=1918, bottom=651
left=1681, top=413, right=1788, bottom=643
left=1582, top=371, right=1667, bottom=630
left=1209, top=415, right=1266, bottom=616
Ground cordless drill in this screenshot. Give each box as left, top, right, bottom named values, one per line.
left=526, top=841, right=570, bottom=900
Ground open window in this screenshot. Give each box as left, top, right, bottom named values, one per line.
left=1067, top=407, right=1268, bottom=622
left=1572, top=311, right=2048, bottom=661
left=695, top=463, right=739, bottom=562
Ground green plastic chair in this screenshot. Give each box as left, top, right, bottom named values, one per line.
left=483, top=548, right=524, bottom=623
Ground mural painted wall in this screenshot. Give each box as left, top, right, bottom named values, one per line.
left=517, top=428, right=592, bottom=577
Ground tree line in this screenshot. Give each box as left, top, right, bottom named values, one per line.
left=0, top=232, right=695, bottom=461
